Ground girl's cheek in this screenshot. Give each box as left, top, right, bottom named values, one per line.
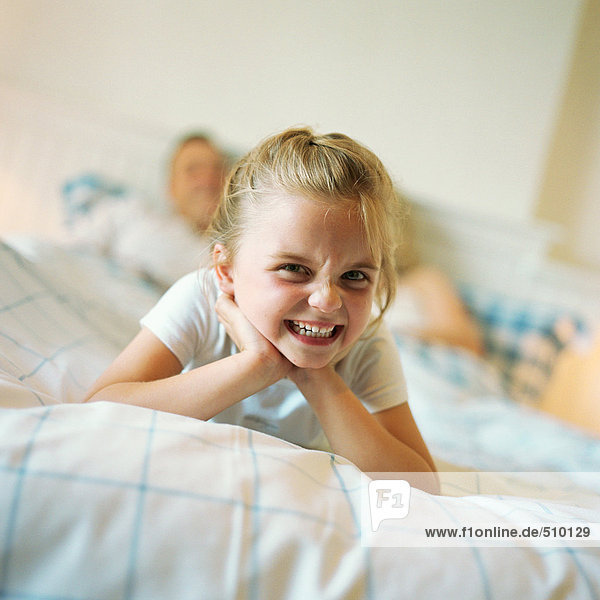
left=348, top=293, right=375, bottom=318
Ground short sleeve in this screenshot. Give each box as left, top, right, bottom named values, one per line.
left=336, top=323, right=408, bottom=414
left=140, top=270, right=222, bottom=369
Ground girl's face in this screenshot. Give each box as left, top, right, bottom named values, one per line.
left=216, top=194, right=380, bottom=369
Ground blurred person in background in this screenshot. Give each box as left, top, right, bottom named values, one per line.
left=63, top=132, right=228, bottom=288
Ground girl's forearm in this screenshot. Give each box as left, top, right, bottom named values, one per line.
left=86, top=351, right=278, bottom=420
left=292, top=369, right=439, bottom=492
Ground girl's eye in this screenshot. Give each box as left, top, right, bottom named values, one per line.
left=343, top=270, right=366, bottom=281
left=282, top=264, right=304, bottom=273
left=342, top=270, right=371, bottom=288
left=278, top=264, right=309, bottom=278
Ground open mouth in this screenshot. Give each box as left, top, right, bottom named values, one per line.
left=286, top=320, right=339, bottom=339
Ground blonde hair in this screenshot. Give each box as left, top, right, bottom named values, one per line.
left=208, top=126, right=406, bottom=321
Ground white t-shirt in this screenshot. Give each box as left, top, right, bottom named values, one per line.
left=140, top=269, right=408, bottom=451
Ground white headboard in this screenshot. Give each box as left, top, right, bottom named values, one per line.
left=410, top=200, right=600, bottom=324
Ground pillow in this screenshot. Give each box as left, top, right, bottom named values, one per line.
left=62, top=172, right=128, bottom=224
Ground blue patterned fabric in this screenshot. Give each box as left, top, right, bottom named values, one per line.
left=62, top=173, right=127, bottom=223
left=460, top=283, right=587, bottom=404
left=0, top=402, right=599, bottom=600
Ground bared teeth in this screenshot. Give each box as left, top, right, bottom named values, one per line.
left=290, top=320, right=336, bottom=338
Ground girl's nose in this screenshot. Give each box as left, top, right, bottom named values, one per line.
left=308, top=281, right=342, bottom=313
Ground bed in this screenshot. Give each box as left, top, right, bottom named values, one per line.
left=1, top=82, right=600, bottom=599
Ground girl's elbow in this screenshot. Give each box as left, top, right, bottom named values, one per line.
left=82, top=382, right=120, bottom=404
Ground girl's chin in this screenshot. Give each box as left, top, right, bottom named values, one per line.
left=288, top=358, right=331, bottom=370
left=279, top=346, right=339, bottom=370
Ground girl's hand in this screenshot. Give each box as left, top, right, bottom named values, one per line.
left=287, top=363, right=335, bottom=390
left=215, top=293, right=292, bottom=382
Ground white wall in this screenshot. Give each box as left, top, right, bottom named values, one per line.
left=535, top=0, right=600, bottom=269
left=0, top=1, right=587, bottom=240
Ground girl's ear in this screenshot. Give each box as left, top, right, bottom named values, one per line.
left=213, top=243, right=235, bottom=295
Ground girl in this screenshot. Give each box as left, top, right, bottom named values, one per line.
left=85, top=127, right=437, bottom=488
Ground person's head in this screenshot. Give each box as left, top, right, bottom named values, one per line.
left=168, top=133, right=227, bottom=231
left=208, top=126, right=405, bottom=368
